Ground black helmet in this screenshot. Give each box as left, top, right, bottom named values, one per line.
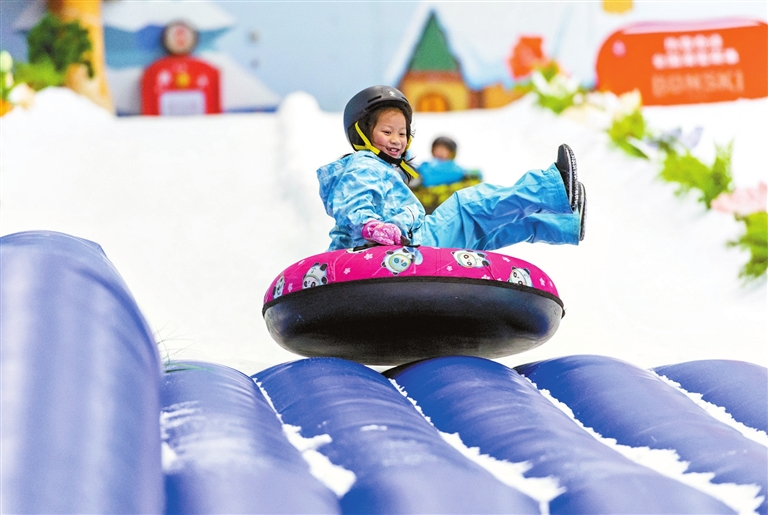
left=432, top=136, right=457, bottom=158
left=343, top=85, right=413, bottom=148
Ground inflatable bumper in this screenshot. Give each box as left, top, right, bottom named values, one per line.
left=0, top=231, right=163, bottom=514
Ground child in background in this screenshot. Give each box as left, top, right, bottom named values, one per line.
left=315, top=85, right=586, bottom=252
left=417, top=136, right=482, bottom=187
left=411, top=135, right=483, bottom=214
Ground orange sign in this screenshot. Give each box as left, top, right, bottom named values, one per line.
left=596, top=19, right=768, bottom=105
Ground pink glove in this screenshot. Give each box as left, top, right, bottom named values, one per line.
left=362, top=220, right=403, bottom=246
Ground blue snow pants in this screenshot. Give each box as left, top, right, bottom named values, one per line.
left=416, top=164, right=580, bottom=250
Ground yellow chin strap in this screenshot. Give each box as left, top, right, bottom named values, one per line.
left=353, top=122, right=419, bottom=180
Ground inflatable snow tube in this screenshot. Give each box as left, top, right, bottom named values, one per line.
left=262, top=245, right=564, bottom=365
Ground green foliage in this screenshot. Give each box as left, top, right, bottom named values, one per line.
left=1, top=74, right=11, bottom=102
left=0, top=50, right=13, bottom=102
left=537, top=61, right=559, bottom=82
left=510, top=81, right=535, bottom=99
left=660, top=143, right=733, bottom=208
left=27, top=13, right=93, bottom=80
left=528, top=63, right=588, bottom=115
left=595, top=94, right=762, bottom=279
left=729, top=211, right=768, bottom=280
left=607, top=110, right=648, bottom=158
left=535, top=89, right=580, bottom=115
left=13, top=59, right=65, bottom=91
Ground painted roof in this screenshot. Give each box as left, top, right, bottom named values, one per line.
left=407, top=12, right=459, bottom=73
left=13, top=0, right=234, bottom=33
left=102, top=0, right=234, bottom=32
left=103, top=26, right=231, bottom=69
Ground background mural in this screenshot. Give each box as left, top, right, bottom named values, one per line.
left=2, top=0, right=766, bottom=113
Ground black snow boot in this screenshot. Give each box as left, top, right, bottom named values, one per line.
left=556, top=143, right=579, bottom=210
left=576, top=181, right=586, bottom=241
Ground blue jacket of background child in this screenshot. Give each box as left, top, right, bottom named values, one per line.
left=417, top=159, right=467, bottom=187
left=316, top=150, right=579, bottom=251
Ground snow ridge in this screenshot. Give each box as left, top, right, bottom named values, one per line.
left=654, top=373, right=768, bottom=448
left=254, top=380, right=356, bottom=497
left=527, top=378, right=764, bottom=515
left=389, top=378, right=564, bottom=515
left=160, top=401, right=264, bottom=472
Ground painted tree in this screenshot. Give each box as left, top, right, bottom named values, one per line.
left=46, top=0, right=113, bottom=112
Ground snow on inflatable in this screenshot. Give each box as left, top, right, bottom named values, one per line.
left=262, top=245, right=564, bottom=365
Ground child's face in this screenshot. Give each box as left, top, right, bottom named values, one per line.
left=432, top=144, right=453, bottom=160
left=371, top=108, right=408, bottom=159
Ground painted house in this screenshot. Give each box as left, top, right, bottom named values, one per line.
left=397, top=11, right=519, bottom=112
left=397, top=11, right=472, bottom=112
left=13, top=0, right=280, bottom=115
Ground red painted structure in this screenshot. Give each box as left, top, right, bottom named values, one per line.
left=141, top=55, right=221, bottom=116
left=596, top=19, right=768, bottom=105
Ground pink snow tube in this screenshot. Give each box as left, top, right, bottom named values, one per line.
left=263, top=245, right=564, bottom=365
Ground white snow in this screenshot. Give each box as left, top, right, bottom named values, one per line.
left=654, top=373, right=768, bottom=448
left=439, top=431, right=565, bottom=515
left=360, top=425, right=388, bottom=431
left=254, top=380, right=357, bottom=497
left=389, top=378, right=564, bottom=514
left=532, top=383, right=765, bottom=515
left=157, top=396, right=357, bottom=495
left=0, top=86, right=765, bottom=377
left=280, top=424, right=357, bottom=498
left=160, top=400, right=265, bottom=471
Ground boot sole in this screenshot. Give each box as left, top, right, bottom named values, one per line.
left=557, top=144, right=579, bottom=209
left=577, top=182, right=586, bottom=241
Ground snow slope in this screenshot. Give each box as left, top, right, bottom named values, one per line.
left=1, top=88, right=765, bottom=374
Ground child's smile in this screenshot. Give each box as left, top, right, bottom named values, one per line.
left=371, top=108, right=408, bottom=159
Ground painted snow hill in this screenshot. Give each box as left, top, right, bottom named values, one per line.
left=2, top=231, right=766, bottom=515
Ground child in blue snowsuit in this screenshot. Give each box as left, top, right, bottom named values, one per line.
left=316, top=85, right=586, bottom=252
left=417, top=136, right=481, bottom=187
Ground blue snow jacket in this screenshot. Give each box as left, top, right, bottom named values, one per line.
left=417, top=159, right=467, bottom=187
left=317, top=150, right=580, bottom=251
left=317, top=151, right=425, bottom=250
